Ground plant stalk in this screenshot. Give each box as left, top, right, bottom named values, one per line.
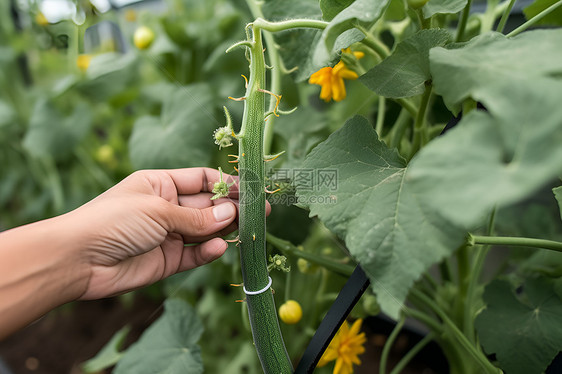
left=267, top=233, right=355, bottom=277
left=380, top=314, right=406, bottom=374
left=245, top=0, right=282, bottom=155
left=468, top=234, right=562, bottom=252
left=507, top=0, right=562, bottom=37
left=496, top=0, right=517, bottom=33
left=456, top=0, right=473, bottom=41
left=389, top=332, right=435, bottom=374
left=237, top=25, right=292, bottom=373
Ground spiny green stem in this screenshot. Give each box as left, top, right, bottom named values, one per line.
left=245, top=1, right=282, bottom=155
left=389, top=332, right=435, bottom=374
left=380, top=314, right=406, bottom=374
left=468, top=234, right=562, bottom=252
left=266, top=233, right=355, bottom=277
left=237, top=23, right=292, bottom=373
left=496, top=0, right=517, bottom=33
left=506, top=0, right=562, bottom=37
left=456, top=0, right=473, bottom=41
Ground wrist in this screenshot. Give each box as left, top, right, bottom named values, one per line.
left=0, top=214, right=90, bottom=338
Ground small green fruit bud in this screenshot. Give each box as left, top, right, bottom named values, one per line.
left=213, top=126, right=234, bottom=149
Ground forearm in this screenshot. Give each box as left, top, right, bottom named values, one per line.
left=0, top=213, right=89, bottom=339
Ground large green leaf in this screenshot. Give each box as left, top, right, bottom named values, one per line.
left=296, top=116, right=464, bottom=317
left=407, top=80, right=562, bottom=229
left=524, top=0, right=562, bottom=26
left=408, top=30, right=562, bottom=228
left=76, top=53, right=138, bottom=101
left=430, top=29, right=562, bottom=113
left=360, top=29, right=451, bottom=98
left=475, top=278, right=562, bottom=374
left=82, top=326, right=130, bottom=373
left=555, top=186, right=562, bottom=220
left=129, top=83, right=216, bottom=169
left=320, top=0, right=391, bottom=54
left=114, top=298, right=204, bottom=374
left=423, top=0, right=468, bottom=18
left=320, top=0, right=356, bottom=21
left=22, top=100, right=92, bottom=160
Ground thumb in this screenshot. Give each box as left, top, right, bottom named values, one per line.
left=167, top=201, right=237, bottom=237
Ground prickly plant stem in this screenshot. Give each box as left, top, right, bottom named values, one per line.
left=245, top=0, right=281, bottom=155
left=237, top=24, right=293, bottom=373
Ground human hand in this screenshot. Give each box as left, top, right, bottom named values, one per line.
left=71, top=168, right=247, bottom=299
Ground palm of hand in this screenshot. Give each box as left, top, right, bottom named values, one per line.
left=77, top=169, right=238, bottom=299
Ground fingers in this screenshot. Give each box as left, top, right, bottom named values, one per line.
left=166, top=201, right=237, bottom=237
left=177, top=238, right=228, bottom=272
left=178, top=193, right=271, bottom=216
left=163, top=168, right=239, bottom=197
left=180, top=221, right=238, bottom=244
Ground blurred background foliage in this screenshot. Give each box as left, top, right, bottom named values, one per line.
left=0, top=1, right=359, bottom=372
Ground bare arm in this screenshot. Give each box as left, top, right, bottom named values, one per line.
left=0, top=168, right=243, bottom=339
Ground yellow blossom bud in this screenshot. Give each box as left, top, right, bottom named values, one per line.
left=134, top=26, right=155, bottom=50
left=124, top=9, right=137, bottom=22
left=279, top=300, right=302, bottom=325
left=95, top=145, right=115, bottom=165
left=35, top=12, right=49, bottom=26
left=77, top=54, right=92, bottom=72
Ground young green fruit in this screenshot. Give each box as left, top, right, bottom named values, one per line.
left=134, top=26, right=155, bottom=50
left=279, top=300, right=302, bottom=325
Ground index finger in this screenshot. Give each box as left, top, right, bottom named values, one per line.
left=164, top=167, right=239, bottom=197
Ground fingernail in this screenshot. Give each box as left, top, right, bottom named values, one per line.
left=213, top=203, right=235, bottom=222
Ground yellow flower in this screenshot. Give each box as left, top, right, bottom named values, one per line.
left=77, top=54, right=92, bottom=72
left=317, top=319, right=366, bottom=374
left=308, top=48, right=364, bottom=102
left=35, top=12, right=49, bottom=26
left=279, top=300, right=303, bottom=325
left=124, top=9, right=137, bottom=22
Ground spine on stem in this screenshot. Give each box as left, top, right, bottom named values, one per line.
left=237, top=25, right=292, bottom=373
